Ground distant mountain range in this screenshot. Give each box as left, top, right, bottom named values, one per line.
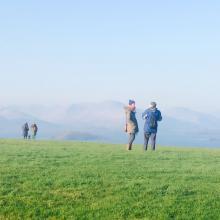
left=0, top=101, right=220, bottom=147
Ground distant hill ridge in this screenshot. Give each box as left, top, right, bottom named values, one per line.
left=0, top=101, right=220, bottom=147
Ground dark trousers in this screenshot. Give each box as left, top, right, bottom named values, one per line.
left=144, top=132, right=157, bottom=151
left=128, top=133, right=136, bottom=150
left=23, top=132, right=28, bottom=139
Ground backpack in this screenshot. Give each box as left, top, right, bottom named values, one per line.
left=147, top=111, right=157, bottom=129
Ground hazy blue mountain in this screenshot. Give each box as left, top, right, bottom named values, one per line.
left=66, top=101, right=125, bottom=126
left=6, top=105, right=68, bottom=123
left=64, top=103, right=220, bottom=147
left=0, top=102, right=220, bottom=147
left=162, top=107, right=220, bottom=147
left=0, top=107, right=64, bottom=139
left=165, top=107, right=220, bottom=129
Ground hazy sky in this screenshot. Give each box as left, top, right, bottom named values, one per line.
left=0, top=0, right=219, bottom=111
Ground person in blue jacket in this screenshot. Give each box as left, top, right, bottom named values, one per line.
left=142, top=102, right=162, bottom=151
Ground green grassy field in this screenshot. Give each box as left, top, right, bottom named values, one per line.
left=0, top=140, right=219, bottom=220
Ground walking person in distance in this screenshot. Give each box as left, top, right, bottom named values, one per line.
left=22, top=122, right=29, bottom=139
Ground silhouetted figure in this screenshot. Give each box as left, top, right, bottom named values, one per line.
left=22, top=123, right=29, bottom=139
left=31, top=123, right=38, bottom=139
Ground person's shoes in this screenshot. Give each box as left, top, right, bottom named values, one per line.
left=143, top=146, right=148, bottom=151
left=126, top=144, right=132, bottom=151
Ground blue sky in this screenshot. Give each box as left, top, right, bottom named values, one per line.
left=0, top=0, right=219, bottom=111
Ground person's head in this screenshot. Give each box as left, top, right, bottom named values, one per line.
left=149, top=102, right=157, bottom=109
left=129, top=99, right=136, bottom=111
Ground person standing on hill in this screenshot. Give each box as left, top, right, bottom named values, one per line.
left=142, top=102, right=162, bottom=151
left=22, top=122, right=29, bottom=139
left=124, top=100, right=139, bottom=150
left=31, top=123, right=38, bottom=139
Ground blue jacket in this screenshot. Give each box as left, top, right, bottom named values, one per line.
left=142, top=108, right=162, bottom=133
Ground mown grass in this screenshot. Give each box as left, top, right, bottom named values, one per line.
left=0, top=139, right=219, bottom=219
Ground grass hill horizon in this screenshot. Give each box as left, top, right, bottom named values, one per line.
left=0, top=139, right=219, bottom=219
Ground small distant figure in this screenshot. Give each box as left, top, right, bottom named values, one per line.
left=142, top=102, right=162, bottom=151
left=124, top=100, right=139, bottom=150
left=31, top=123, right=38, bottom=140
left=22, top=122, right=29, bottom=139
